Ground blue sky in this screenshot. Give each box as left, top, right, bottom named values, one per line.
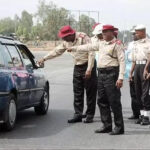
left=0, top=0, right=150, bottom=33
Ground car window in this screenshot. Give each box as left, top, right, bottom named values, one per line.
left=0, top=45, right=5, bottom=67
left=6, top=45, right=23, bottom=68
left=18, top=48, right=33, bottom=69
left=0, top=44, right=14, bottom=68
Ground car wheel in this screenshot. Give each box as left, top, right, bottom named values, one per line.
left=34, top=86, right=49, bottom=115
left=2, top=94, right=17, bottom=131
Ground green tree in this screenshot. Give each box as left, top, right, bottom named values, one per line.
left=0, top=17, right=15, bottom=35
left=35, top=0, right=77, bottom=40
left=0, top=1, right=97, bottom=41
left=30, top=24, right=43, bottom=40
left=21, top=11, right=33, bottom=32
left=14, top=14, right=20, bottom=33
left=16, top=10, right=33, bottom=40
left=77, top=14, right=96, bottom=36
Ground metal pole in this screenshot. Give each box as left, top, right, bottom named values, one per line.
left=68, top=10, right=100, bottom=32
left=79, top=10, right=81, bottom=31
left=98, top=11, right=100, bottom=23
left=88, top=11, right=90, bottom=35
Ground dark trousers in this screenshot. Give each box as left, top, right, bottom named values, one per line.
left=129, top=78, right=140, bottom=116
left=97, top=67, right=124, bottom=131
left=134, top=64, right=150, bottom=110
left=73, top=60, right=97, bottom=118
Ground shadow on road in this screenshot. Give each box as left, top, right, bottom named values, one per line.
left=126, top=130, right=150, bottom=135
left=0, top=108, right=73, bottom=139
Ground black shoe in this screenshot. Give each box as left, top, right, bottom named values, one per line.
left=135, top=115, right=143, bottom=124
left=68, top=117, right=82, bottom=123
left=109, top=130, right=124, bottom=135
left=95, top=127, right=112, bottom=133
left=109, top=127, right=124, bottom=135
left=82, top=113, right=87, bottom=118
left=141, top=116, right=150, bottom=125
left=135, top=119, right=141, bottom=124
left=83, top=116, right=93, bottom=123
left=128, top=115, right=139, bottom=120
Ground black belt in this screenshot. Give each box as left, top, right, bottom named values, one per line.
left=97, top=66, right=119, bottom=74
left=75, top=62, right=88, bottom=68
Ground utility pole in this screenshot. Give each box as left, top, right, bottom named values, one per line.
left=68, top=10, right=100, bottom=35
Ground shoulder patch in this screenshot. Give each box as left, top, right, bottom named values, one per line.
left=115, top=39, right=122, bottom=45
left=79, top=33, right=86, bottom=38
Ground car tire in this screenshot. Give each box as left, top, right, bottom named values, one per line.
left=2, top=94, right=17, bottom=131
left=34, top=86, right=49, bottom=115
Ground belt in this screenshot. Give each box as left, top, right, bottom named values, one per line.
left=98, top=66, right=119, bottom=74
left=136, top=60, right=147, bottom=64
left=75, top=62, right=88, bottom=68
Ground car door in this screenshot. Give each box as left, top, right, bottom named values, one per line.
left=5, top=44, right=30, bottom=108
left=17, top=45, right=44, bottom=105
left=0, top=44, right=9, bottom=94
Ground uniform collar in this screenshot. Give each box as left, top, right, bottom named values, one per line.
left=138, top=38, right=147, bottom=43
left=72, top=33, right=78, bottom=45
left=66, top=33, right=78, bottom=45
left=104, top=38, right=116, bottom=45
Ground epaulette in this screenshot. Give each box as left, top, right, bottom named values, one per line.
left=115, top=39, right=122, bottom=45
left=79, top=33, right=86, bottom=38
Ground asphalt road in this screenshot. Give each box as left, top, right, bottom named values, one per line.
left=0, top=51, right=150, bottom=150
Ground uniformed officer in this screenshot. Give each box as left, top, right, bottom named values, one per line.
left=127, top=29, right=140, bottom=119
left=130, top=25, right=150, bottom=125
left=38, top=25, right=97, bottom=123
left=67, top=25, right=125, bottom=135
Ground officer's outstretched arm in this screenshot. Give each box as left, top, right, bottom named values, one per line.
left=38, top=43, right=66, bottom=65
left=67, top=43, right=99, bottom=52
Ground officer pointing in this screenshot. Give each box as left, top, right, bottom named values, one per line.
left=38, top=25, right=97, bottom=123
left=67, top=25, right=125, bottom=135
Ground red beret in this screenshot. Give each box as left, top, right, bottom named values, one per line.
left=58, top=25, right=75, bottom=38
left=102, top=25, right=118, bottom=31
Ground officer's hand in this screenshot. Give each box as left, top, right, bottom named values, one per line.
left=38, top=58, right=45, bottom=66
left=129, top=74, right=133, bottom=82
left=143, top=69, right=148, bottom=80
left=116, top=79, right=123, bottom=88
left=85, top=70, right=91, bottom=79
left=146, top=73, right=150, bottom=80
left=67, top=48, right=72, bottom=52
